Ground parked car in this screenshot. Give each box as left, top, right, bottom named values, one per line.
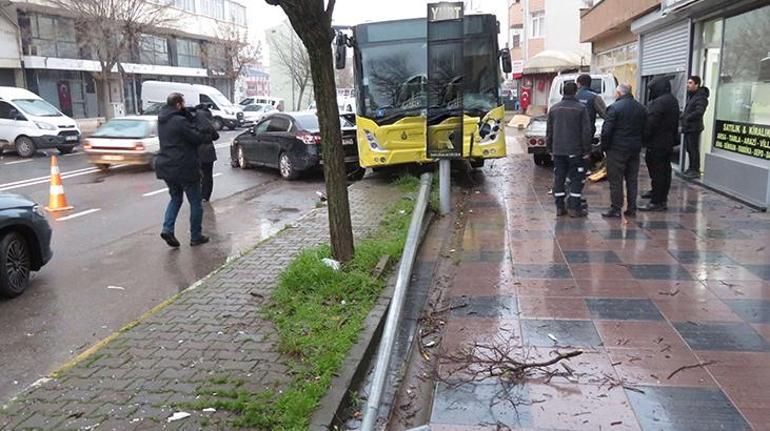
left=240, top=96, right=284, bottom=112
left=230, top=112, right=364, bottom=180
left=83, top=116, right=159, bottom=171
left=242, top=103, right=276, bottom=125
left=141, top=81, right=244, bottom=130
left=0, top=86, right=81, bottom=158
left=0, top=193, right=53, bottom=298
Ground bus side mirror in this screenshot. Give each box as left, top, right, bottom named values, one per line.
left=335, top=32, right=347, bottom=70
left=500, top=48, right=513, bottom=74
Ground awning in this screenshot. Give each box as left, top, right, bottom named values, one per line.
left=522, top=50, right=588, bottom=75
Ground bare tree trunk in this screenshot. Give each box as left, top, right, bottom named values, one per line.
left=307, top=42, right=354, bottom=262
left=229, top=76, right=236, bottom=102
left=296, top=84, right=306, bottom=111
left=95, top=75, right=112, bottom=120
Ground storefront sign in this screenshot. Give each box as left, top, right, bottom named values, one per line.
left=714, top=120, right=770, bottom=161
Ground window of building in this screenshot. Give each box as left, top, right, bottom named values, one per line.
left=205, top=43, right=228, bottom=71
left=175, top=0, right=196, bottom=12
left=230, top=3, right=246, bottom=25
left=22, top=13, right=78, bottom=59
left=199, top=0, right=225, bottom=20
left=140, top=34, right=170, bottom=65
left=511, top=27, right=523, bottom=48
left=712, top=4, right=770, bottom=162
left=529, top=11, right=545, bottom=39
left=177, top=38, right=202, bottom=68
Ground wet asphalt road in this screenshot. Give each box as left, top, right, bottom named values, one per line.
left=0, top=130, right=325, bottom=402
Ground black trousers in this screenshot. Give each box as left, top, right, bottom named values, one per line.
left=684, top=132, right=701, bottom=172
left=645, top=148, right=672, bottom=205
left=606, top=150, right=640, bottom=212
left=553, top=155, right=585, bottom=210
left=200, top=162, right=214, bottom=201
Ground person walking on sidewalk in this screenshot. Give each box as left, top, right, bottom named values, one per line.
left=154, top=93, right=209, bottom=248
left=681, top=76, right=710, bottom=179
left=600, top=84, right=647, bottom=218
left=191, top=104, right=220, bottom=203
left=546, top=82, right=593, bottom=218
left=640, top=77, right=680, bottom=212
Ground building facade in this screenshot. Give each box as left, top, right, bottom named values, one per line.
left=1, top=0, right=249, bottom=119
left=633, top=0, right=770, bottom=209
left=508, top=0, right=592, bottom=110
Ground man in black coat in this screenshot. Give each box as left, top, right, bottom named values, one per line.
left=681, top=75, right=710, bottom=178
left=154, top=93, right=208, bottom=247
left=546, top=82, right=592, bottom=217
left=191, top=104, right=220, bottom=202
left=600, top=84, right=647, bottom=218
left=641, top=78, right=680, bottom=212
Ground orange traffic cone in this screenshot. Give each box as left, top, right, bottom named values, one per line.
left=45, top=155, right=73, bottom=212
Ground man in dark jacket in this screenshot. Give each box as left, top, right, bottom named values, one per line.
left=546, top=82, right=592, bottom=217
left=600, top=84, right=647, bottom=218
left=681, top=76, right=710, bottom=178
left=191, top=104, right=220, bottom=202
left=641, top=78, right=680, bottom=211
left=155, top=93, right=208, bottom=247
left=576, top=74, right=608, bottom=138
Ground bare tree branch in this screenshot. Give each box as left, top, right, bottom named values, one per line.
left=212, top=23, right=262, bottom=101
left=268, top=26, right=312, bottom=110
left=325, top=0, right=336, bottom=21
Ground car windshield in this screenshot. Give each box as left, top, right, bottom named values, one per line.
left=209, top=92, right=232, bottom=108
left=293, top=115, right=355, bottom=132
left=244, top=105, right=265, bottom=112
left=142, top=103, right=163, bottom=115
left=92, top=119, right=150, bottom=139
left=13, top=99, right=62, bottom=117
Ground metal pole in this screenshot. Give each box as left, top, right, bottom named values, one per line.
left=439, top=159, right=451, bottom=215
left=360, top=172, right=433, bottom=431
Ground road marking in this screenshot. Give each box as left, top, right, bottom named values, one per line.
left=3, top=159, right=33, bottom=165
left=0, top=164, right=127, bottom=192
left=56, top=208, right=101, bottom=221
left=213, top=173, right=223, bottom=178
left=62, top=152, right=83, bottom=157
left=106, top=285, right=125, bottom=291
left=143, top=188, right=168, bottom=197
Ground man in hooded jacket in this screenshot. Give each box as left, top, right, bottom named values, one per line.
left=154, top=93, right=208, bottom=247
left=641, top=78, right=680, bottom=211
left=190, top=104, right=219, bottom=202
left=681, top=76, right=710, bottom=178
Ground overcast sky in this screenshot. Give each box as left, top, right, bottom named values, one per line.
left=247, top=0, right=510, bottom=63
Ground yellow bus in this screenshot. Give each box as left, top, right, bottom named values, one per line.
left=336, top=14, right=512, bottom=168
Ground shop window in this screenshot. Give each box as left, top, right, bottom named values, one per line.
left=713, top=4, right=770, bottom=162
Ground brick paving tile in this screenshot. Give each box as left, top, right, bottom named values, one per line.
left=0, top=179, right=405, bottom=429
left=431, top=137, right=770, bottom=430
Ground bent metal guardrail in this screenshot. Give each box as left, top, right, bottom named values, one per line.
left=360, top=172, right=434, bottom=431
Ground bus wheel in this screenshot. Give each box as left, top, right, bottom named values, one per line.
left=470, top=159, right=485, bottom=169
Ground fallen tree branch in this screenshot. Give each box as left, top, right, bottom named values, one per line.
left=667, top=361, right=717, bottom=380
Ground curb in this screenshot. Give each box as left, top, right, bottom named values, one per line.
left=310, top=211, right=435, bottom=430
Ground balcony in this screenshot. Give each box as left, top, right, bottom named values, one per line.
left=580, top=0, right=660, bottom=42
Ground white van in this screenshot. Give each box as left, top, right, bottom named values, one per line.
left=141, top=81, right=244, bottom=130
left=0, top=86, right=81, bottom=158
left=240, top=96, right=284, bottom=112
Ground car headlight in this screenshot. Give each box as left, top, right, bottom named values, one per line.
left=36, top=122, right=57, bottom=131
left=32, top=204, right=45, bottom=217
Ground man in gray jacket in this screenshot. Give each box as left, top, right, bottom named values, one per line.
left=546, top=82, right=593, bottom=217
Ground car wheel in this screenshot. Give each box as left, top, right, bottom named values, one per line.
left=96, top=163, right=110, bottom=172
left=0, top=232, right=32, bottom=298
left=14, top=136, right=36, bottom=158
left=57, top=146, right=74, bottom=154
left=237, top=146, right=250, bottom=169
left=533, top=154, right=552, bottom=167
left=279, top=152, right=300, bottom=180
left=212, top=117, right=224, bottom=131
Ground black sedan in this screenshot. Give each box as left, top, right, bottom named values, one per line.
left=0, top=193, right=53, bottom=298
left=230, top=112, right=364, bottom=180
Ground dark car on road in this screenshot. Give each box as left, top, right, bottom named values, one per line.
left=0, top=193, right=53, bottom=298
left=230, top=112, right=364, bottom=180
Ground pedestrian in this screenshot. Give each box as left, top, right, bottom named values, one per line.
left=154, top=92, right=209, bottom=247
left=681, top=75, right=710, bottom=179
left=600, top=84, right=647, bottom=218
left=546, top=82, right=592, bottom=218
left=191, top=104, right=220, bottom=203
left=640, top=77, right=680, bottom=212
left=575, top=74, right=608, bottom=207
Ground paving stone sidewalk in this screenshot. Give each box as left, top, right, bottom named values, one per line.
left=0, top=178, right=404, bottom=431
left=430, top=137, right=770, bottom=430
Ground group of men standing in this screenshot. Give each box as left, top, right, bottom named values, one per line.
left=546, top=74, right=709, bottom=218
left=154, top=92, right=219, bottom=248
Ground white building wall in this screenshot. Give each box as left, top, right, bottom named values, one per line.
left=543, top=0, right=591, bottom=62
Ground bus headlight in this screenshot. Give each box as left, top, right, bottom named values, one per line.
left=479, top=118, right=502, bottom=144
left=364, top=130, right=386, bottom=152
